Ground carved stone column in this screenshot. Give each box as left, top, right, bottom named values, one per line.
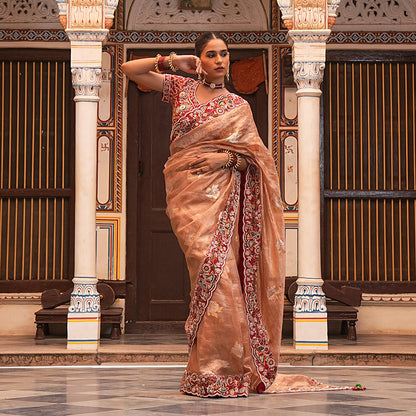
left=58, top=0, right=118, bottom=350
left=289, top=30, right=330, bottom=350
left=66, top=33, right=107, bottom=349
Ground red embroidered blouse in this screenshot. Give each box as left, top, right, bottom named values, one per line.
left=161, top=74, right=246, bottom=143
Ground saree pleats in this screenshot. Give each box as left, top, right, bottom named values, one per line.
left=164, top=104, right=285, bottom=397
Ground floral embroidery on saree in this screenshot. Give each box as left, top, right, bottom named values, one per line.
left=180, top=371, right=251, bottom=398
left=162, top=74, right=246, bottom=143
left=185, top=172, right=241, bottom=348
left=171, top=95, right=245, bottom=142
left=242, top=165, right=278, bottom=388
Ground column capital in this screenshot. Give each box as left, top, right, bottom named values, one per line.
left=288, top=29, right=330, bottom=92
left=71, top=67, right=102, bottom=101
left=65, top=29, right=109, bottom=101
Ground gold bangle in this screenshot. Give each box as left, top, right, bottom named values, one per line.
left=234, top=154, right=242, bottom=171
left=154, top=54, right=163, bottom=74
left=168, top=52, right=179, bottom=72
left=219, top=149, right=238, bottom=169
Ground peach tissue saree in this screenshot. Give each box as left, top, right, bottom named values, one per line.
left=162, top=75, right=357, bottom=398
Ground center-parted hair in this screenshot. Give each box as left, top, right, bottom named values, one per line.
left=194, top=32, right=229, bottom=58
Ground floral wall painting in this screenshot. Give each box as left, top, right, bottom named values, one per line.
left=179, top=0, right=212, bottom=10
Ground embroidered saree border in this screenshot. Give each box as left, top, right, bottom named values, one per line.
left=184, top=172, right=241, bottom=348
left=180, top=370, right=251, bottom=398
left=242, top=165, right=278, bottom=389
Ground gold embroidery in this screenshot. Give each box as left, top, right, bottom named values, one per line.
left=206, top=184, right=220, bottom=200
left=207, top=300, right=223, bottom=318
left=267, top=285, right=278, bottom=300
left=231, top=342, right=244, bottom=358
left=226, top=132, right=239, bottom=143
left=276, top=239, right=285, bottom=251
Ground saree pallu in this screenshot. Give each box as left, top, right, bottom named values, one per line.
left=164, top=104, right=285, bottom=397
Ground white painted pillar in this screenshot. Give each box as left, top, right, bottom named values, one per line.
left=66, top=31, right=108, bottom=350
left=289, top=30, right=330, bottom=350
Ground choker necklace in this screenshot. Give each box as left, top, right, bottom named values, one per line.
left=202, top=79, right=225, bottom=90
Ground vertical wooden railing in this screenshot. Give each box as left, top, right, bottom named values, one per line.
left=323, top=54, right=416, bottom=283
left=0, top=51, right=74, bottom=285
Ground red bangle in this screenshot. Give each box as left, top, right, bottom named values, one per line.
left=157, top=56, right=166, bottom=73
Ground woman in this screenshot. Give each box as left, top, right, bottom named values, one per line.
left=122, top=32, right=346, bottom=398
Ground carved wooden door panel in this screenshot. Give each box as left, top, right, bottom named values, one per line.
left=126, top=49, right=268, bottom=329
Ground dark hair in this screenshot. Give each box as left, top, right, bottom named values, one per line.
left=194, top=32, right=228, bottom=57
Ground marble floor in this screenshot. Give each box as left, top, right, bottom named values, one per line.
left=0, top=365, right=415, bottom=415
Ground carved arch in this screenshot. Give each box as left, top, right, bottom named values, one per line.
left=0, top=0, right=61, bottom=28
left=334, top=0, right=416, bottom=31
left=125, top=0, right=269, bottom=31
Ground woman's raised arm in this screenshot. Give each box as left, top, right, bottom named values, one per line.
left=121, top=54, right=204, bottom=92
left=121, top=57, right=164, bottom=92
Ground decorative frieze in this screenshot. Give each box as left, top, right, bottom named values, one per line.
left=334, top=0, right=416, bottom=31
left=67, top=0, right=104, bottom=29
left=338, top=0, right=414, bottom=25
left=362, top=294, right=416, bottom=304
left=66, top=29, right=108, bottom=41
left=293, top=0, right=326, bottom=30
left=0, top=0, right=60, bottom=28
left=1, top=29, right=415, bottom=44
left=126, top=0, right=267, bottom=30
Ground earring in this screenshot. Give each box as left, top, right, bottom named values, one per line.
left=198, top=72, right=201, bottom=81
left=226, top=66, right=230, bottom=82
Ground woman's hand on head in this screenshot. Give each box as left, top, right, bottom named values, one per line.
left=188, top=152, right=229, bottom=175
left=174, top=55, right=207, bottom=78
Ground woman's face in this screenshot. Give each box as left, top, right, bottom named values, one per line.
left=199, top=38, right=229, bottom=83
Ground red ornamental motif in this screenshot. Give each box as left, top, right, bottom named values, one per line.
left=242, top=166, right=277, bottom=388
left=162, top=75, right=246, bottom=142
left=180, top=371, right=251, bottom=398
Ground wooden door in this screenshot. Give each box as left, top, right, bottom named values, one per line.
left=126, top=49, right=269, bottom=330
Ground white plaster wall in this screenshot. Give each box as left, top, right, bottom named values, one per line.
left=357, top=304, right=416, bottom=335
left=0, top=298, right=41, bottom=336
left=2, top=301, right=416, bottom=336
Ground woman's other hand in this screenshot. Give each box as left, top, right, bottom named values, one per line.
left=189, top=152, right=248, bottom=174
left=189, top=152, right=228, bottom=175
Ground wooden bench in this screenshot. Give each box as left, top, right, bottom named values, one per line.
left=284, top=277, right=362, bottom=341
left=34, top=282, right=125, bottom=340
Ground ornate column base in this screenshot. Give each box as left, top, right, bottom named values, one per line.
left=67, top=277, right=101, bottom=350
left=293, top=277, right=328, bottom=350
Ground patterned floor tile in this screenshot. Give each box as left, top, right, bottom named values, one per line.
left=0, top=366, right=415, bottom=415
left=282, top=404, right=402, bottom=414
